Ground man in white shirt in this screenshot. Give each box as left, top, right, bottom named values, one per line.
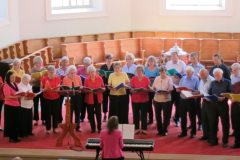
left=166, top=52, right=186, bottom=127
left=192, top=69, right=214, bottom=141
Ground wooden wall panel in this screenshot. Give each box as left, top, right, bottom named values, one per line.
left=25, top=39, right=48, bottom=54
left=97, top=33, right=114, bottom=41
left=104, top=40, right=122, bottom=60
left=82, top=34, right=97, bottom=42
left=163, top=39, right=182, bottom=53
left=141, top=38, right=163, bottom=57
left=86, top=42, right=105, bottom=63
left=194, top=32, right=213, bottom=38
left=182, top=39, right=201, bottom=55
left=219, top=40, right=240, bottom=63
left=120, top=38, right=141, bottom=59
left=232, top=33, right=240, bottom=39
left=155, top=32, right=174, bottom=38
left=63, top=36, right=81, bottom=43
left=175, top=32, right=194, bottom=38
left=47, top=37, right=64, bottom=58
left=132, top=31, right=155, bottom=38
left=213, top=33, right=232, bottom=39
left=200, top=39, right=219, bottom=62
left=113, top=32, right=132, bottom=39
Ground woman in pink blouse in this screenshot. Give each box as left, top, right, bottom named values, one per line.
left=100, top=116, right=124, bottom=160
left=3, top=71, right=24, bottom=143
left=0, top=76, right=4, bottom=131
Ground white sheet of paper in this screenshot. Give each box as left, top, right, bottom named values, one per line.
left=122, top=124, right=135, bottom=139
left=181, top=90, right=193, bottom=98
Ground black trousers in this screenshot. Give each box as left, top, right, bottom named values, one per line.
left=4, top=105, right=20, bottom=140
left=87, top=94, right=101, bottom=132
left=154, top=101, right=171, bottom=133
left=80, top=93, right=88, bottom=120
left=32, top=86, right=45, bottom=121
left=196, top=97, right=202, bottom=125
left=0, top=100, right=3, bottom=125
left=70, top=93, right=82, bottom=130
left=19, top=107, right=33, bottom=136
left=201, top=99, right=211, bottom=138
left=209, top=101, right=229, bottom=143
left=45, top=98, right=59, bottom=130
left=102, top=87, right=110, bottom=113
left=147, top=92, right=154, bottom=122
left=170, top=88, right=180, bottom=123
left=132, top=102, right=147, bottom=130
left=231, top=102, right=240, bottom=145
left=180, top=98, right=197, bottom=134
left=109, top=95, right=129, bottom=124
left=58, top=95, right=64, bottom=123
left=102, top=157, right=124, bottom=160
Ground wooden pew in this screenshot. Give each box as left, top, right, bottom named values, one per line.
left=132, top=31, right=155, bottom=38
left=63, top=36, right=82, bottom=43
left=141, top=38, right=164, bottom=60
left=2, top=48, right=10, bottom=59
left=163, top=39, right=182, bottom=52
left=113, top=32, right=132, bottom=40
left=15, top=42, right=26, bottom=58
left=23, top=38, right=48, bottom=54
left=47, top=37, right=64, bottom=58
left=182, top=39, right=201, bottom=64
left=213, top=32, right=232, bottom=39
left=175, top=32, right=194, bottom=38
left=120, top=38, right=144, bottom=64
left=232, top=33, right=240, bottom=39
left=194, top=32, right=213, bottom=38
left=155, top=32, right=174, bottom=38
left=103, top=40, right=123, bottom=60
left=97, top=33, right=114, bottom=41
left=86, top=41, right=105, bottom=68
left=200, top=39, right=219, bottom=69
left=82, top=34, right=98, bottom=42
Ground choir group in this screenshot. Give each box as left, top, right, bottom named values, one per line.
left=1, top=50, right=240, bottom=149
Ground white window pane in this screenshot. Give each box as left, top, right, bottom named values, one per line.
left=55, top=0, right=63, bottom=7
left=84, top=0, right=89, bottom=5
left=62, top=0, right=69, bottom=6
left=51, top=0, right=56, bottom=7
left=71, top=0, right=76, bottom=6
left=77, top=0, right=83, bottom=5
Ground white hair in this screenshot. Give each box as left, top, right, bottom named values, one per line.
left=231, top=63, right=240, bottom=70
left=47, top=65, right=55, bottom=71
left=13, top=58, right=21, bottom=65
left=67, top=65, right=77, bottom=73
left=145, top=56, right=157, bottom=67
left=61, top=56, right=69, bottom=63
left=213, top=68, right=223, bottom=75
left=83, top=57, right=91, bottom=64
left=125, top=53, right=135, bottom=62
left=21, top=74, right=31, bottom=83
left=33, top=56, right=43, bottom=64
left=87, top=65, right=96, bottom=73
left=186, top=66, right=194, bottom=72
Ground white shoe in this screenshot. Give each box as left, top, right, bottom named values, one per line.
left=46, top=130, right=50, bottom=134
left=54, top=129, right=58, bottom=133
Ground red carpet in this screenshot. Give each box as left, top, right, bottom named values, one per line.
left=0, top=101, right=240, bottom=156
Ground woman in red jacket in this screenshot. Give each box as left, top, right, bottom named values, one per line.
left=0, top=76, right=4, bottom=131
left=100, top=116, right=124, bottom=160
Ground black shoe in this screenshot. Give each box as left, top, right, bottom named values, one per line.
left=134, top=130, right=140, bottom=135
left=162, top=132, right=167, bottom=136
left=98, top=130, right=101, bottom=134
left=199, top=136, right=208, bottom=140
left=16, top=139, right=21, bottom=142
left=178, top=133, right=187, bottom=137
left=9, top=139, right=17, bottom=143
left=34, top=122, right=38, bottom=126
left=209, top=141, right=218, bottom=146
left=231, top=144, right=240, bottom=149
left=222, top=143, right=228, bottom=148
left=156, top=131, right=163, bottom=135
left=103, top=116, right=107, bottom=122
left=80, top=119, right=83, bottom=122
left=91, top=130, right=96, bottom=133
left=175, top=122, right=180, bottom=127
left=147, top=121, right=153, bottom=125
left=190, top=134, right=196, bottom=138
left=229, top=132, right=235, bottom=137
left=28, top=133, right=34, bottom=136
left=198, top=125, right=203, bottom=131
left=187, top=125, right=192, bottom=129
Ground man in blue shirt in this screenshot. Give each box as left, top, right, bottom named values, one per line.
left=188, top=52, right=205, bottom=131
left=178, top=66, right=199, bottom=138
left=207, top=68, right=232, bottom=148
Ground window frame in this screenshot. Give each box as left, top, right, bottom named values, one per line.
left=51, top=0, right=92, bottom=10
left=0, top=0, right=10, bottom=27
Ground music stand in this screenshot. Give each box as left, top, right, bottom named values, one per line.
left=56, top=90, right=82, bottom=147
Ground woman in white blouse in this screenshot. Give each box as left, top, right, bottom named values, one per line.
left=152, top=66, right=173, bottom=136
left=18, top=74, right=35, bottom=137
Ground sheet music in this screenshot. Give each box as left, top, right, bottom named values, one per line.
left=118, top=124, right=135, bottom=139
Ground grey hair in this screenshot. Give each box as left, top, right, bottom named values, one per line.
left=171, top=52, right=178, bottom=56
left=190, top=52, right=198, bottom=58
left=83, top=57, right=92, bottom=64
left=199, top=68, right=209, bottom=74
left=47, top=65, right=55, bottom=71
left=21, top=74, right=31, bottom=83
left=113, top=62, right=122, bottom=68
left=67, top=65, right=77, bottom=73
left=159, top=65, right=167, bottom=72
left=33, top=56, right=43, bottom=64
left=105, top=53, right=113, bottom=59
left=186, top=66, right=194, bottom=72
left=125, top=53, right=135, bottom=62
left=13, top=58, right=21, bottom=65
left=61, top=56, right=69, bottom=63
left=146, top=56, right=157, bottom=67
left=213, top=68, right=223, bottom=75
left=231, top=63, right=240, bottom=69
left=87, top=65, right=96, bottom=73
left=136, top=65, right=144, bottom=72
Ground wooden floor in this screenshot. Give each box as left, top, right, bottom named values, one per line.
left=0, top=148, right=239, bottom=160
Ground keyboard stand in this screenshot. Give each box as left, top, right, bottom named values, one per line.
left=95, top=149, right=100, bottom=160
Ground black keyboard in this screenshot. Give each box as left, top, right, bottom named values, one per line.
left=86, top=138, right=155, bottom=160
